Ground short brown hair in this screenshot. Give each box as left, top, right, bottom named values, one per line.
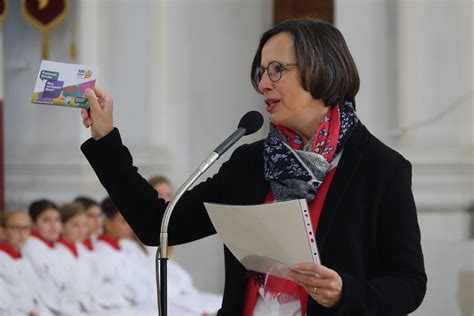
left=28, top=199, right=59, bottom=222
left=148, top=175, right=171, bottom=188
left=101, top=197, right=119, bottom=219
left=60, top=203, right=86, bottom=223
left=251, top=18, right=359, bottom=108
left=1, top=210, right=30, bottom=228
left=74, top=196, right=99, bottom=210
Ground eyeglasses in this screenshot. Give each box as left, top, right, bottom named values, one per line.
left=255, top=61, right=298, bottom=84
left=5, top=225, right=31, bottom=233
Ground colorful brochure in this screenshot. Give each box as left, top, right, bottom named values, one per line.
left=31, top=60, right=99, bottom=109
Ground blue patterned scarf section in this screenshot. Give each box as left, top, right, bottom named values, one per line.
left=263, top=101, right=358, bottom=202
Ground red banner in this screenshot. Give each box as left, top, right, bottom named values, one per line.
left=0, top=100, right=4, bottom=213
left=0, top=0, right=8, bottom=23
left=21, top=0, right=69, bottom=58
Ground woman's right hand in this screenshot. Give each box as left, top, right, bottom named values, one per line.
left=81, top=87, right=114, bottom=140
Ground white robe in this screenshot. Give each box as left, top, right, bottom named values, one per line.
left=56, top=241, right=106, bottom=313
left=22, top=236, right=84, bottom=315
left=119, top=239, right=158, bottom=302
left=94, top=237, right=142, bottom=305
left=119, top=239, right=222, bottom=315
left=0, top=250, right=54, bottom=316
left=76, top=242, right=131, bottom=309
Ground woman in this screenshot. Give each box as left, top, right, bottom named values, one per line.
left=81, top=18, right=426, bottom=315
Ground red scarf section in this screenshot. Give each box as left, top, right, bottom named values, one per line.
left=0, top=242, right=22, bottom=259
left=243, top=105, right=341, bottom=315
left=98, top=235, right=121, bottom=251
left=30, top=230, right=56, bottom=248
left=58, top=238, right=79, bottom=257
left=276, top=104, right=340, bottom=161
left=242, top=169, right=336, bottom=316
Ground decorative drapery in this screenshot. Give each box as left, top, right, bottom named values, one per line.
left=21, top=0, right=69, bottom=59
left=0, top=0, right=8, bottom=23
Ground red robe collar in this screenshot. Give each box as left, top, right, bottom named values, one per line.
left=30, top=230, right=55, bottom=248
left=58, top=238, right=78, bottom=257
left=0, top=242, right=22, bottom=259
left=98, top=235, right=121, bottom=251
left=82, top=238, right=94, bottom=251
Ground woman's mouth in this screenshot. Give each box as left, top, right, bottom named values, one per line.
left=265, top=99, right=280, bottom=113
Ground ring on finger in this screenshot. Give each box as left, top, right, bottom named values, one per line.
left=312, top=286, right=318, bottom=295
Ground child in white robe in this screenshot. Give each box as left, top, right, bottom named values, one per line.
left=22, top=199, right=83, bottom=315
left=57, top=202, right=109, bottom=313
left=73, top=196, right=129, bottom=309
left=0, top=210, right=55, bottom=316
left=94, top=197, right=142, bottom=305
left=58, top=202, right=129, bottom=311
left=74, top=196, right=105, bottom=249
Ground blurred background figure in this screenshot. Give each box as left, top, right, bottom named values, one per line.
left=0, top=210, right=56, bottom=316
left=95, top=197, right=140, bottom=306
left=24, top=199, right=62, bottom=248
left=74, top=196, right=104, bottom=250
left=57, top=202, right=103, bottom=313
left=147, top=174, right=175, bottom=256
left=149, top=175, right=173, bottom=202
left=22, top=199, right=82, bottom=314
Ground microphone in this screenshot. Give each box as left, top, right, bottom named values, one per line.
left=156, top=110, right=264, bottom=316
left=214, top=110, right=264, bottom=156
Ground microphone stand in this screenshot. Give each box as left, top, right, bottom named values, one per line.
left=154, top=110, right=262, bottom=316
left=156, top=151, right=219, bottom=316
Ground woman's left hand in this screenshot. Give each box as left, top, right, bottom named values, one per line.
left=290, top=263, right=343, bottom=308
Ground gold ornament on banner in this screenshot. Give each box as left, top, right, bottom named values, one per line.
left=21, top=0, right=69, bottom=59
left=0, top=0, right=8, bottom=23
left=70, top=4, right=76, bottom=60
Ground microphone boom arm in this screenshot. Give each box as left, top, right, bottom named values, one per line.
left=159, top=150, right=220, bottom=258
left=155, top=111, right=263, bottom=316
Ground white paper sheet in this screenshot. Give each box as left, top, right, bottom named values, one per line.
left=204, top=199, right=321, bottom=280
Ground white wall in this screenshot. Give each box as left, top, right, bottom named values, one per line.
left=3, top=0, right=98, bottom=206
left=3, top=0, right=272, bottom=293
left=337, top=1, right=473, bottom=315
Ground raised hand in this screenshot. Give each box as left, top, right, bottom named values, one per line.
left=81, top=87, right=114, bottom=140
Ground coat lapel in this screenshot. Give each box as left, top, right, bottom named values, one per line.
left=316, top=123, right=369, bottom=253
left=249, top=141, right=270, bottom=204
left=234, top=140, right=269, bottom=205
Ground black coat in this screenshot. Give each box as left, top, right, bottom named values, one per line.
left=81, top=122, right=427, bottom=315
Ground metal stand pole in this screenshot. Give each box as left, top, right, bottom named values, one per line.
left=155, top=152, right=219, bottom=316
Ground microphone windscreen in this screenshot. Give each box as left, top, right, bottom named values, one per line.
left=238, top=111, right=264, bottom=135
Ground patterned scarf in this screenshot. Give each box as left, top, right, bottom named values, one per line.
left=263, top=100, right=358, bottom=202
left=247, top=101, right=358, bottom=311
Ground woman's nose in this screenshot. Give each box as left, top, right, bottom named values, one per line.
left=258, top=72, right=273, bottom=93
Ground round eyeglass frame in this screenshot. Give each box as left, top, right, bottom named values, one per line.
left=255, top=61, right=298, bottom=84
